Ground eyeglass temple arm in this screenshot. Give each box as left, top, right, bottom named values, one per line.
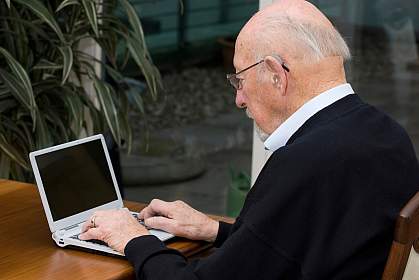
left=231, top=57, right=290, bottom=77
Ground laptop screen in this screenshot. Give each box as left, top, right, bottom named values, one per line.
left=34, top=139, right=118, bottom=221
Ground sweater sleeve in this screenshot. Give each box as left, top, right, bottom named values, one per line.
left=213, top=221, right=232, bottom=247
left=124, top=223, right=301, bottom=280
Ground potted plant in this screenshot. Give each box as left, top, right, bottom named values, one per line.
left=0, top=0, right=162, bottom=181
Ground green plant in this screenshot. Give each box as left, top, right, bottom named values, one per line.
left=0, top=0, right=162, bottom=180
left=227, top=168, right=251, bottom=217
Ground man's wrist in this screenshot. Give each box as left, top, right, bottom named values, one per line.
left=203, top=219, right=219, bottom=242
left=123, top=228, right=150, bottom=249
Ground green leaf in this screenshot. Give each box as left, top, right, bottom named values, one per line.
left=32, top=78, right=62, bottom=95
left=43, top=108, right=70, bottom=142
left=126, top=36, right=160, bottom=99
left=61, top=88, right=83, bottom=136
left=0, top=133, right=29, bottom=170
left=32, top=59, right=62, bottom=71
left=9, top=3, right=29, bottom=66
left=13, top=0, right=66, bottom=42
left=56, top=0, right=80, bottom=12
left=35, top=112, right=53, bottom=149
left=119, top=0, right=145, bottom=47
left=124, top=80, right=145, bottom=114
left=16, top=119, right=35, bottom=151
left=105, top=64, right=123, bottom=82
left=0, top=15, right=16, bottom=56
left=0, top=154, right=11, bottom=179
left=81, top=0, right=99, bottom=37
left=91, top=75, right=121, bottom=145
left=4, top=0, right=10, bottom=8
left=1, top=116, right=31, bottom=152
left=0, top=69, right=37, bottom=126
left=75, top=50, right=124, bottom=82
left=81, top=93, right=103, bottom=134
left=58, top=46, right=73, bottom=85
left=0, top=47, right=35, bottom=104
left=178, top=0, right=184, bottom=15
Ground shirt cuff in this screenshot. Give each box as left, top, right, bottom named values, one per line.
left=214, top=221, right=232, bottom=247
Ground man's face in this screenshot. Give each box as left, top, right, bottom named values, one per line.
left=233, top=45, right=282, bottom=140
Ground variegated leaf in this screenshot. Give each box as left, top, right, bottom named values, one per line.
left=92, top=75, right=121, bottom=145
left=62, top=89, right=83, bottom=136
left=0, top=69, right=37, bottom=126
left=119, top=0, right=145, bottom=47
left=16, top=119, right=35, bottom=151
left=126, top=36, right=160, bottom=99
left=35, top=112, right=53, bottom=149
left=58, top=46, right=73, bottom=85
left=32, top=59, right=62, bottom=70
left=124, top=79, right=145, bottom=114
left=14, top=0, right=66, bottom=42
left=0, top=134, right=29, bottom=169
left=81, top=0, right=99, bottom=37
left=43, top=108, right=69, bottom=142
left=56, top=0, right=80, bottom=12
left=0, top=47, right=35, bottom=104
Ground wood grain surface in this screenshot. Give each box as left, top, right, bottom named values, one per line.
left=0, top=180, right=233, bottom=280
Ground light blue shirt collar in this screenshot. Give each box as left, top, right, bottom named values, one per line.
left=264, top=83, right=355, bottom=152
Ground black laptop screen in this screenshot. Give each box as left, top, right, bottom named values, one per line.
left=35, top=139, right=118, bottom=221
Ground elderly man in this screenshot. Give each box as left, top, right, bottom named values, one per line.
left=80, top=0, right=419, bottom=279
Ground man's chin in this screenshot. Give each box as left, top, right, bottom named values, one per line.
left=246, top=109, right=270, bottom=141
left=255, top=124, right=270, bottom=142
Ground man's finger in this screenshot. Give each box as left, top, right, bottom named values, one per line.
left=140, top=199, right=172, bottom=220
left=138, top=206, right=150, bottom=220
left=81, top=220, right=92, bottom=233
left=145, top=216, right=177, bottom=234
left=79, top=227, right=102, bottom=241
left=81, top=214, right=97, bottom=233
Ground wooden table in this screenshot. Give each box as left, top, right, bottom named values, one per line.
left=0, top=180, right=232, bottom=279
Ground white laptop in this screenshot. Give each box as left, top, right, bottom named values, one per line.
left=29, top=134, right=174, bottom=256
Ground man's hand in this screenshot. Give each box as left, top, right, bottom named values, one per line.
left=79, top=208, right=149, bottom=253
left=139, top=199, right=219, bottom=242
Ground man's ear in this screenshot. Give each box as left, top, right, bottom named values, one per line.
left=272, top=74, right=281, bottom=88
left=264, top=55, right=287, bottom=94
left=265, top=56, right=286, bottom=87
left=264, top=55, right=283, bottom=74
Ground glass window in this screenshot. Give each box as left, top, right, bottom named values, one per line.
left=312, top=0, right=419, bottom=157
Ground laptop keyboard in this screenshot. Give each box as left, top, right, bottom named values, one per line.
left=69, top=212, right=145, bottom=247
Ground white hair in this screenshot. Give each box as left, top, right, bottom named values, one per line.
left=256, top=15, right=351, bottom=62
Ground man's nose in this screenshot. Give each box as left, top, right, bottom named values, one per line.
left=235, top=91, right=246, bottom=108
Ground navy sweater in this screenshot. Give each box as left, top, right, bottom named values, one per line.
left=125, top=94, right=419, bottom=279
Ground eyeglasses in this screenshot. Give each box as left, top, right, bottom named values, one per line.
left=226, top=56, right=290, bottom=90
